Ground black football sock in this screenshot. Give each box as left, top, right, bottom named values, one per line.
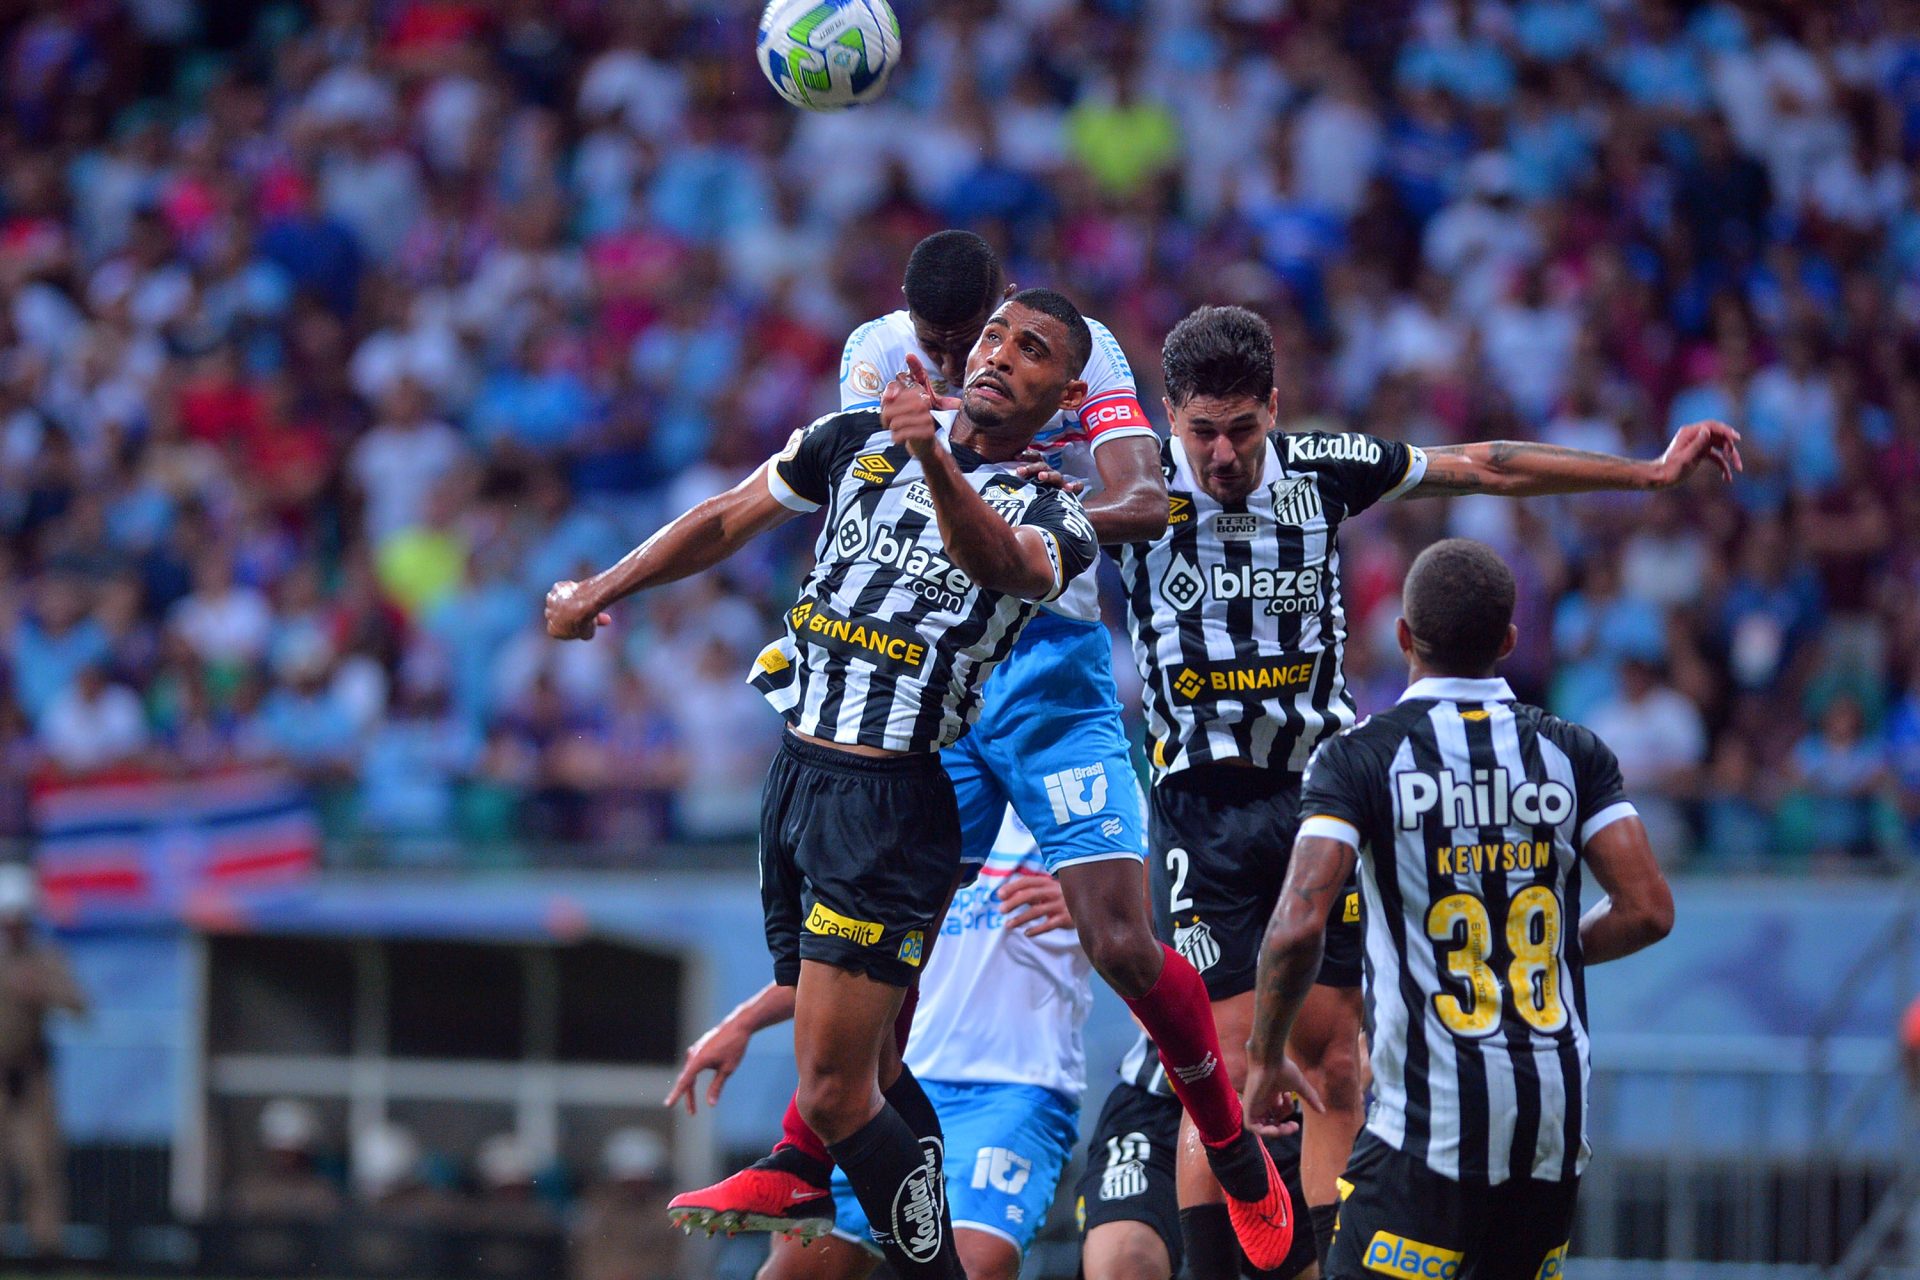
left=1179, top=1204, right=1238, bottom=1279
left=1201, top=1127, right=1272, bottom=1204
left=827, top=1104, right=961, bottom=1279
left=883, top=1065, right=942, bottom=1143
left=1310, top=1202, right=1340, bottom=1270
left=754, top=1142, right=832, bottom=1193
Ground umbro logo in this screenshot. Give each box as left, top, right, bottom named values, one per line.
left=853, top=452, right=896, bottom=485
left=1167, top=492, right=1193, bottom=526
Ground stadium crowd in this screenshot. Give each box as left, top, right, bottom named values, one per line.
left=1, top=0, right=1917, bottom=868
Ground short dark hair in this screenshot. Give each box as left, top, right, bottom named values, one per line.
left=1007, top=287, right=1092, bottom=372
left=1403, top=539, right=1517, bottom=675
left=1162, top=305, right=1274, bottom=407
left=903, top=231, right=1002, bottom=328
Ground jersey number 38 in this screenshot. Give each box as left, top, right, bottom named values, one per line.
left=1425, top=885, right=1568, bottom=1037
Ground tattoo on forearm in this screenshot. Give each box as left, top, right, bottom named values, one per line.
left=1290, top=866, right=1345, bottom=908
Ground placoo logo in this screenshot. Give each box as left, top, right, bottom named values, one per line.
left=1042, top=763, right=1109, bottom=824
left=1364, top=1231, right=1462, bottom=1278
left=804, top=903, right=883, bottom=947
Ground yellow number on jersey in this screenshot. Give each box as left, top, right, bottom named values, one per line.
left=1426, top=894, right=1502, bottom=1037
left=1426, top=887, right=1566, bottom=1037
left=1507, top=884, right=1567, bottom=1033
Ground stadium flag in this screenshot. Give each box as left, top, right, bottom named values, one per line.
left=30, top=766, right=320, bottom=926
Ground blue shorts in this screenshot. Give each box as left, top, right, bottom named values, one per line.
left=941, top=612, right=1146, bottom=873
left=832, top=1081, right=1079, bottom=1256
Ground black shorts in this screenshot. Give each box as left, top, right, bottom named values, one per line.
left=1076, top=1082, right=1184, bottom=1277
left=1076, top=1082, right=1317, bottom=1280
left=759, top=733, right=961, bottom=988
left=1328, top=1132, right=1577, bottom=1280
left=1149, top=765, right=1363, bottom=1000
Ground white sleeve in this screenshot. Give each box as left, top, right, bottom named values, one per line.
left=838, top=318, right=893, bottom=409
left=1381, top=445, right=1429, bottom=501
left=1076, top=319, right=1157, bottom=448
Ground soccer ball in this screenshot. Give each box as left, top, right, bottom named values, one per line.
left=757, top=0, right=902, bottom=112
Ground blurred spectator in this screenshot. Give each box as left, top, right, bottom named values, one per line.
left=40, top=663, right=147, bottom=773
left=0, top=0, right=1908, bottom=873
left=0, top=865, right=86, bottom=1257
left=347, top=377, right=468, bottom=543
left=229, top=1099, right=342, bottom=1221
left=352, top=1121, right=461, bottom=1224
left=571, top=1128, right=679, bottom=1280
left=472, top=1132, right=556, bottom=1233
left=1586, top=659, right=1706, bottom=865
left=1784, top=695, right=1897, bottom=864
left=1699, top=738, right=1774, bottom=870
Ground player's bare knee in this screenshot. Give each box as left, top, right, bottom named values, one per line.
left=1080, top=920, right=1161, bottom=997
left=794, top=1069, right=876, bottom=1144
left=1300, top=1040, right=1364, bottom=1114
left=1084, top=1226, right=1173, bottom=1280
left=955, top=1230, right=1021, bottom=1280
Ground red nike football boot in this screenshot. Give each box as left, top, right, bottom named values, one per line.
left=667, top=1155, right=835, bottom=1240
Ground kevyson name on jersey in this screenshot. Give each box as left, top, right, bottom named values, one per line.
left=1394, top=765, right=1575, bottom=830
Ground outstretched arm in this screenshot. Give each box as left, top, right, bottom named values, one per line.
left=1409, top=420, right=1743, bottom=499
left=545, top=462, right=799, bottom=640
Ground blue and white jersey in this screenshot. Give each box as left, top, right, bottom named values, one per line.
left=840, top=309, right=1155, bottom=625
left=906, top=810, right=1093, bottom=1100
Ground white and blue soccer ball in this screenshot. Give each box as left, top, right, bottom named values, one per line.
left=757, top=0, right=902, bottom=112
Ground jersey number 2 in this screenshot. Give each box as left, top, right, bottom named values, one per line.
left=1425, top=885, right=1566, bottom=1036
left=1166, top=848, right=1193, bottom=913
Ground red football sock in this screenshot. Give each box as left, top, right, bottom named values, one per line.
left=776, top=1093, right=833, bottom=1166
left=775, top=985, right=922, bottom=1169
left=1122, top=944, right=1245, bottom=1147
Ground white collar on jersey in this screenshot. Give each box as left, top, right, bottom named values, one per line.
left=1398, top=676, right=1516, bottom=703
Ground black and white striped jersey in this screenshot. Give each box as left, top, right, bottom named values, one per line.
left=1298, top=676, right=1640, bottom=1185
left=1116, top=1030, right=1172, bottom=1098
left=1116, top=431, right=1426, bottom=780
left=751, top=409, right=1098, bottom=754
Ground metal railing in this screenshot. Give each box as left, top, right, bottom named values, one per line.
left=1576, top=880, right=1920, bottom=1274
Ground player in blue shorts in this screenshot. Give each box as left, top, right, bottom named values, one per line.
left=673, top=235, right=1304, bottom=1270
left=668, top=811, right=1090, bottom=1280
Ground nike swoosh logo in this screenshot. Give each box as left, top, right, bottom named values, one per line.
left=790, top=1190, right=820, bottom=1204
